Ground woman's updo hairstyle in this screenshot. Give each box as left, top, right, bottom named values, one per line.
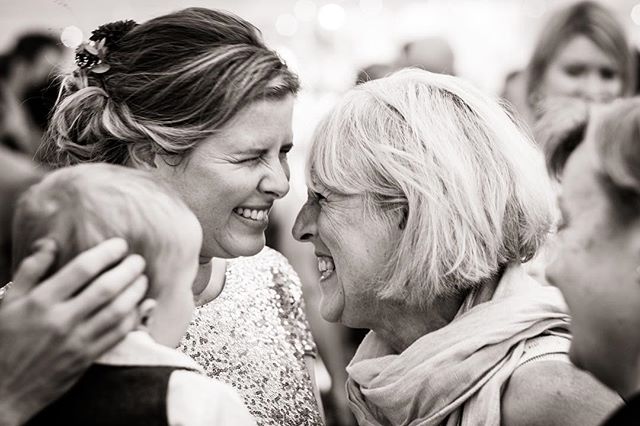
left=39, top=8, right=299, bottom=167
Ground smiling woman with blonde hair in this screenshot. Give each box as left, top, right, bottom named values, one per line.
left=294, top=69, right=620, bottom=425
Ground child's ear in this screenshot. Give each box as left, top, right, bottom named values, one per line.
left=137, top=299, right=157, bottom=331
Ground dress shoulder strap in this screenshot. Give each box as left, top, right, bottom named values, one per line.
left=517, top=333, right=571, bottom=368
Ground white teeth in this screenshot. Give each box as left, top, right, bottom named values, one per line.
left=317, top=256, right=335, bottom=281
left=234, top=207, right=269, bottom=221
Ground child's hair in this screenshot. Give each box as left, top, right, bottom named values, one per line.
left=12, top=163, right=201, bottom=297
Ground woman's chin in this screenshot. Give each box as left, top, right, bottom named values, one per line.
left=319, top=291, right=345, bottom=323
left=209, top=236, right=266, bottom=259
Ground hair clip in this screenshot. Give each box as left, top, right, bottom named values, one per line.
left=75, top=38, right=109, bottom=73
left=74, top=19, right=138, bottom=74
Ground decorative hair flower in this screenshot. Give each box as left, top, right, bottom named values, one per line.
left=75, top=38, right=109, bottom=73
left=74, top=19, right=138, bottom=74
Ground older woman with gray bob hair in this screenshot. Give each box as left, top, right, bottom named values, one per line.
left=293, top=69, right=620, bottom=425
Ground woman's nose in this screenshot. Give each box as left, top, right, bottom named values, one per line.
left=259, top=161, right=290, bottom=199
left=577, top=73, right=609, bottom=102
left=292, top=202, right=317, bottom=242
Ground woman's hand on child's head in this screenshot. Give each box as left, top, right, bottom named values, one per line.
left=0, top=238, right=148, bottom=426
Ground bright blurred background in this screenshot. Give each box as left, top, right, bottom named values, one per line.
left=3, top=0, right=640, bottom=93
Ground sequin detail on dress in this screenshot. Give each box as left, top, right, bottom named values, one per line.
left=179, top=247, right=323, bottom=426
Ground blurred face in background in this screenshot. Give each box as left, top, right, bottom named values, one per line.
left=29, top=47, right=64, bottom=83
left=541, top=35, right=623, bottom=103
left=11, top=47, right=64, bottom=94
left=546, top=135, right=640, bottom=397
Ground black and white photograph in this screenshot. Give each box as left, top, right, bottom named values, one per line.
left=1, top=0, right=640, bottom=425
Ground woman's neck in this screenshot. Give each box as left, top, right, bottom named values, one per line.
left=372, top=292, right=466, bottom=353
left=192, top=258, right=227, bottom=306
left=373, top=273, right=503, bottom=353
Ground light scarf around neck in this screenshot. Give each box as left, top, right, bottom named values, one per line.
left=345, top=264, right=570, bottom=426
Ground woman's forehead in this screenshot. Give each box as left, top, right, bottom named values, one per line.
left=553, top=35, right=618, bottom=68
left=199, top=101, right=294, bottom=154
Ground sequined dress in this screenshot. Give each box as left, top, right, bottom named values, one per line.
left=179, top=247, right=323, bottom=426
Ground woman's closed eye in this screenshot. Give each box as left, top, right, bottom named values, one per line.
left=237, top=155, right=262, bottom=165
left=235, top=144, right=292, bottom=165
left=556, top=217, right=569, bottom=232
left=564, top=64, right=586, bottom=77
left=279, top=144, right=293, bottom=159
left=307, top=190, right=328, bottom=205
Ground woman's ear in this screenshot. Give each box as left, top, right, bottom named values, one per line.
left=137, top=299, right=157, bottom=331
left=128, top=146, right=159, bottom=170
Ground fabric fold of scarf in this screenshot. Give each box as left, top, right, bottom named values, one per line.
left=346, top=264, right=570, bottom=426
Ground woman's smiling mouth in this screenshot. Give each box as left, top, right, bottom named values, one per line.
left=233, top=207, right=270, bottom=222
left=317, top=256, right=335, bottom=281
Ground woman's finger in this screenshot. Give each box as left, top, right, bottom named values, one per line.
left=6, top=239, right=57, bottom=302
left=32, top=238, right=129, bottom=303
left=84, top=310, right=140, bottom=360
left=64, top=255, right=146, bottom=321
left=79, top=275, right=148, bottom=339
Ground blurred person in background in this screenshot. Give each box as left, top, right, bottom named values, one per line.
left=0, top=33, right=64, bottom=282
left=0, top=33, right=64, bottom=156
left=0, top=146, right=41, bottom=285
left=544, top=98, right=640, bottom=425
left=355, top=63, right=396, bottom=85
left=293, top=69, right=620, bottom=426
left=397, top=36, right=455, bottom=75
left=525, top=1, right=635, bottom=125
left=501, top=69, right=535, bottom=126
left=37, top=8, right=322, bottom=426
left=518, top=0, right=635, bottom=283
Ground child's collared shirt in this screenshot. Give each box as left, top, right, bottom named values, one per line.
left=26, top=331, right=256, bottom=426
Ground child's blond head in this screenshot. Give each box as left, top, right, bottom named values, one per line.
left=12, top=163, right=202, bottom=299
